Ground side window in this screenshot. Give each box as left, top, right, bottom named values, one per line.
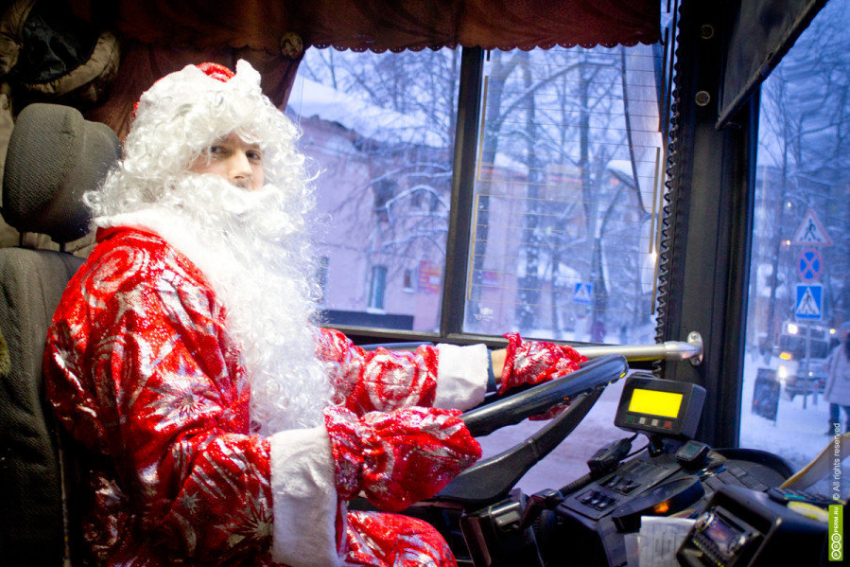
left=464, top=46, right=665, bottom=345
left=741, top=1, right=850, bottom=493
left=290, top=48, right=459, bottom=332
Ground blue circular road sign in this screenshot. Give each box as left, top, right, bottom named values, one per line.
left=798, top=248, right=822, bottom=282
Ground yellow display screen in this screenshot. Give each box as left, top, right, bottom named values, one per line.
left=628, top=388, right=683, bottom=419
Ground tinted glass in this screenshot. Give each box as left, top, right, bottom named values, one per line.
left=463, top=45, right=666, bottom=345
left=741, top=0, right=850, bottom=493
left=289, top=48, right=461, bottom=331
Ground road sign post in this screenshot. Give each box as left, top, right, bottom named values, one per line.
left=790, top=211, right=829, bottom=410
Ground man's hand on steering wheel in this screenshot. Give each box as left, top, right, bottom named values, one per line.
left=324, top=406, right=481, bottom=512
left=491, top=333, right=588, bottom=419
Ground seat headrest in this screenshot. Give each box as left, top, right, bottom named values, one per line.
left=2, top=103, right=120, bottom=243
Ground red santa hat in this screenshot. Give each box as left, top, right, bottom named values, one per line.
left=195, top=62, right=235, bottom=82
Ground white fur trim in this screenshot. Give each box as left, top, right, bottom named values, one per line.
left=434, top=344, right=489, bottom=410
left=94, top=210, right=216, bottom=282
left=269, top=426, right=341, bottom=567
left=94, top=209, right=199, bottom=247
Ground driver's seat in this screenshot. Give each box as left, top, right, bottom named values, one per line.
left=0, top=103, right=120, bottom=566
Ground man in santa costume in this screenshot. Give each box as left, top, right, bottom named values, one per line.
left=43, top=60, right=586, bottom=567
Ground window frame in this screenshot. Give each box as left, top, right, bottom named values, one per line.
left=322, top=12, right=762, bottom=449
left=324, top=46, right=672, bottom=357
left=652, top=2, right=759, bottom=448
left=326, top=48, right=492, bottom=346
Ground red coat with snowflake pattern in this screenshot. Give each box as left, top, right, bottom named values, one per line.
left=44, top=227, right=484, bottom=567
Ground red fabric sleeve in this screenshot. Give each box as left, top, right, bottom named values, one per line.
left=316, top=328, right=440, bottom=415
left=499, top=332, right=588, bottom=395
left=324, top=406, right=481, bottom=512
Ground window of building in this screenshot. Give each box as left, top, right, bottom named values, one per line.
left=368, top=265, right=388, bottom=311
left=373, top=179, right=396, bottom=223
left=316, top=256, right=330, bottom=304
left=403, top=268, right=415, bottom=292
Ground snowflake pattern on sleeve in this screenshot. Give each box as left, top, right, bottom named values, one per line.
left=316, top=328, right=439, bottom=415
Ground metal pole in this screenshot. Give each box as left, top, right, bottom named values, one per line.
left=575, top=338, right=703, bottom=363
left=803, top=322, right=812, bottom=409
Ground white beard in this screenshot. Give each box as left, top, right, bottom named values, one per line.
left=98, top=174, right=332, bottom=434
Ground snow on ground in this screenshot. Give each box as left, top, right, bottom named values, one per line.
left=479, top=359, right=847, bottom=498
left=740, top=354, right=848, bottom=496
left=739, top=360, right=830, bottom=467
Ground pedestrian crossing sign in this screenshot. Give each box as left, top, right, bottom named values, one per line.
left=573, top=282, right=593, bottom=305
left=795, top=284, right=823, bottom=320
left=792, top=209, right=832, bottom=246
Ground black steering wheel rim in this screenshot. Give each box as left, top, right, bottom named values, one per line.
left=461, top=354, right=628, bottom=437
left=436, top=354, right=628, bottom=506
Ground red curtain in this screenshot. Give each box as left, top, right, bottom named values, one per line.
left=85, top=0, right=659, bottom=52
left=77, top=0, right=659, bottom=137
left=83, top=42, right=302, bottom=139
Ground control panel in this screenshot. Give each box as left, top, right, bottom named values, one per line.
left=459, top=372, right=797, bottom=567
left=560, top=458, right=682, bottom=520
left=549, top=375, right=791, bottom=567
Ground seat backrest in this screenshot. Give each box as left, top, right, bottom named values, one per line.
left=0, top=248, right=85, bottom=566
left=0, top=103, right=120, bottom=566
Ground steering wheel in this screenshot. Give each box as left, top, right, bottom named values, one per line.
left=437, top=354, right=628, bottom=506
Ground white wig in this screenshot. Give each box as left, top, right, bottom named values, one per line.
left=88, top=60, right=310, bottom=221
left=88, top=60, right=332, bottom=433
